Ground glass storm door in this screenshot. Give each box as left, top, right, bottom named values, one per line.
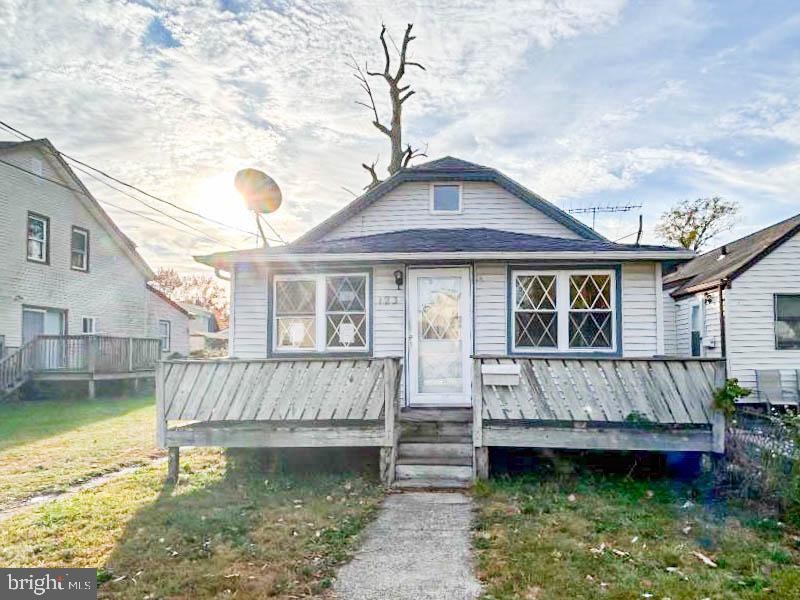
left=407, top=268, right=472, bottom=406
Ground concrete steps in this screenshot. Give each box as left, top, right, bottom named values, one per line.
left=393, top=409, right=474, bottom=489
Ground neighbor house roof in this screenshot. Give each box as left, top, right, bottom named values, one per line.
left=0, top=138, right=155, bottom=279
left=663, top=212, right=800, bottom=298
left=146, top=284, right=192, bottom=316
left=197, top=228, right=692, bottom=268
left=294, top=156, right=606, bottom=244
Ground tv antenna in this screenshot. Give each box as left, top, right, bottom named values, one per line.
left=568, top=204, right=642, bottom=230
left=234, top=168, right=283, bottom=247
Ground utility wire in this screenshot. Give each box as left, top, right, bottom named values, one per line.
left=0, top=120, right=284, bottom=241
left=68, top=161, right=279, bottom=245
left=0, top=157, right=240, bottom=248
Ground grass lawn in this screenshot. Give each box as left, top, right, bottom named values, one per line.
left=474, top=468, right=800, bottom=599
left=0, top=395, right=159, bottom=509
left=0, top=448, right=383, bottom=599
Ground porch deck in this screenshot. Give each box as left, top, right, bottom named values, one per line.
left=0, top=335, right=161, bottom=398
left=156, top=355, right=725, bottom=484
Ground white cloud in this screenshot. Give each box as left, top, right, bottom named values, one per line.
left=2, top=0, right=800, bottom=270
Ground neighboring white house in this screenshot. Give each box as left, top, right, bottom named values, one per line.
left=147, top=285, right=191, bottom=355
left=199, top=157, right=693, bottom=407
left=663, top=212, right=800, bottom=398
left=0, top=138, right=190, bottom=357
left=178, top=302, right=224, bottom=352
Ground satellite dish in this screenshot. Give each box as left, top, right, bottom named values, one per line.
left=234, top=168, right=282, bottom=214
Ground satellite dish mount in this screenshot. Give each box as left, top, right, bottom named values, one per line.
left=234, top=168, right=283, bottom=247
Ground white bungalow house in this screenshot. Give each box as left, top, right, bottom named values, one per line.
left=663, top=213, right=800, bottom=404
left=157, top=157, right=725, bottom=487
left=0, top=138, right=190, bottom=396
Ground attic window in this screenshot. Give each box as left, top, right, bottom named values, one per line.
left=430, top=184, right=462, bottom=214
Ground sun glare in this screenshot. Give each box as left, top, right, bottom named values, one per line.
left=190, top=172, right=259, bottom=241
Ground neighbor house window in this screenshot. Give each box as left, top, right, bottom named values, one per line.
left=27, top=212, right=49, bottom=263
left=81, top=317, right=97, bottom=334
left=512, top=269, right=616, bottom=353
left=430, top=184, right=462, bottom=214
left=71, top=226, right=89, bottom=271
left=159, top=320, right=171, bottom=352
left=273, top=273, right=369, bottom=353
left=775, top=294, right=800, bottom=349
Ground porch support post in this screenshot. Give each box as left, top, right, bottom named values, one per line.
left=472, top=358, right=487, bottom=480
left=380, top=358, right=399, bottom=486
left=167, top=447, right=180, bottom=483
left=88, top=379, right=96, bottom=399
left=156, top=361, right=167, bottom=448
left=711, top=360, right=726, bottom=454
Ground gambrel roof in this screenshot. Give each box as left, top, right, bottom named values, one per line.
left=664, top=212, right=800, bottom=298
left=295, top=156, right=606, bottom=243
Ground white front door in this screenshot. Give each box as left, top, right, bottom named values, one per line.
left=407, top=267, right=472, bottom=406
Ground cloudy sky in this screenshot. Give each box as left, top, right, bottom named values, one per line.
left=2, top=0, right=800, bottom=273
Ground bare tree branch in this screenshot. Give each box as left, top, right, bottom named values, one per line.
left=362, top=155, right=381, bottom=190
left=351, top=23, right=427, bottom=186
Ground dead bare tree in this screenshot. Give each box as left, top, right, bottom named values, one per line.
left=351, top=23, right=427, bottom=188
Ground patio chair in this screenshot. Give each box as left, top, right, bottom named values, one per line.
left=755, top=370, right=789, bottom=407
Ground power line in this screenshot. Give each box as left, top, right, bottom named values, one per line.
left=0, top=120, right=281, bottom=241
left=0, top=157, right=241, bottom=248
left=69, top=161, right=279, bottom=245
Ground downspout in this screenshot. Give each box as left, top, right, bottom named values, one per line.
left=718, top=278, right=729, bottom=376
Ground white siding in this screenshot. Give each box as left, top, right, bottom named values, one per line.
left=146, top=291, right=190, bottom=355
left=726, top=231, right=800, bottom=391
left=672, top=290, right=722, bottom=359
left=621, top=263, right=659, bottom=357
left=321, top=181, right=583, bottom=241
left=0, top=146, right=152, bottom=349
left=474, top=262, right=507, bottom=355
left=230, top=263, right=267, bottom=358
left=662, top=289, right=678, bottom=355
left=372, top=265, right=405, bottom=358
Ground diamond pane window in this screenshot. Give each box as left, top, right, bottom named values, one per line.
left=512, top=270, right=616, bottom=352
left=273, top=273, right=369, bottom=353
left=326, top=275, right=367, bottom=349
left=275, top=279, right=316, bottom=349
left=568, top=274, right=613, bottom=349
left=514, top=275, right=557, bottom=348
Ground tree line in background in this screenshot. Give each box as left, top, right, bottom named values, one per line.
left=151, top=268, right=230, bottom=329
left=656, top=196, right=739, bottom=252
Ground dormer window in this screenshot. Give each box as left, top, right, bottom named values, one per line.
left=430, top=183, right=462, bottom=214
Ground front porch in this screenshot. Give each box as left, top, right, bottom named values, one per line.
left=156, top=355, right=725, bottom=485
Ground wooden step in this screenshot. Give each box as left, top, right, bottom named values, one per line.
left=395, top=464, right=473, bottom=481
left=396, top=456, right=472, bottom=467
left=398, top=442, right=472, bottom=459
left=399, top=435, right=472, bottom=444
left=393, top=478, right=471, bottom=490
left=399, top=408, right=472, bottom=422
left=401, top=421, right=472, bottom=438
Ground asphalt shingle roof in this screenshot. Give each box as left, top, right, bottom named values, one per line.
left=664, top=212, right=800, bottom=297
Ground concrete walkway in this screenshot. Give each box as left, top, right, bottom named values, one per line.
left=334, top=492, right=482, bottom=600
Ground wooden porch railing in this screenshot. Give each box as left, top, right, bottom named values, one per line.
left=472, top=356, right=727, bottom=476
left=156, top=357, right=402, bottom=483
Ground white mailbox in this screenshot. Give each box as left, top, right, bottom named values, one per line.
left=481, top=363, right=521, bottom=386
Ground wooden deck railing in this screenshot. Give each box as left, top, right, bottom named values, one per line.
left=0, top=340, right=36, bottom=394
left=472, top=356, right=726, bottom=470
left=34, top=335, right=161, bottom=373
